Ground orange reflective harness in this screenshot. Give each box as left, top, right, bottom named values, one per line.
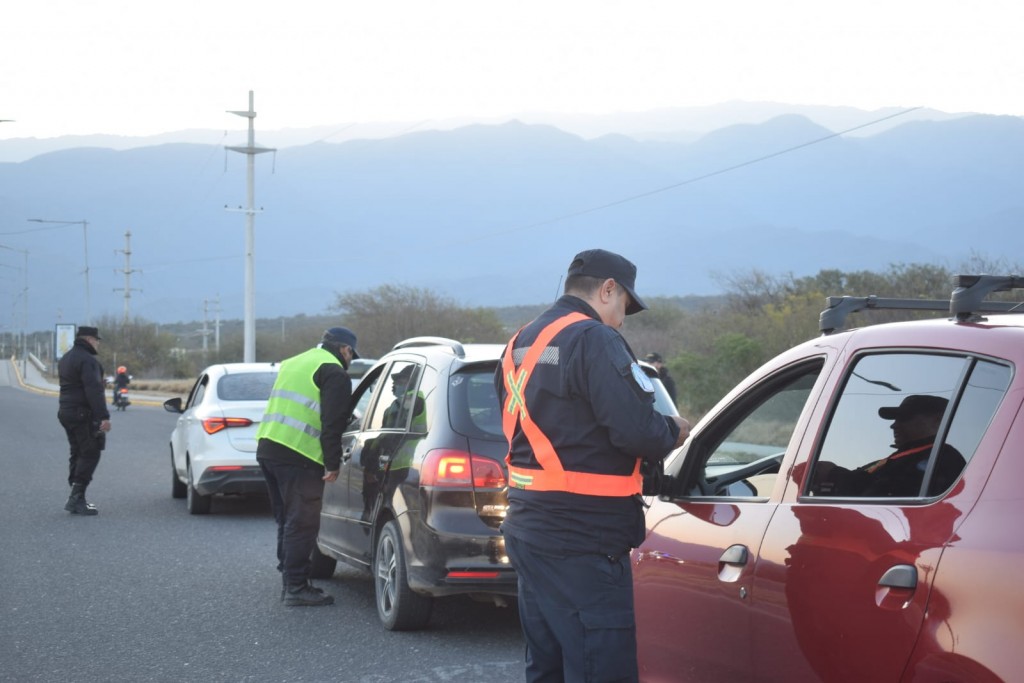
left=502, top=312, right=642, bottom=497
left=864, top=443, right=933, bottom=474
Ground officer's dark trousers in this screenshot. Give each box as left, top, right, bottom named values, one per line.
left=504, top=533, right=639, bottom=683
left=259, top=458, right=324, bottom=587
left=58, top=408, right=102, bottom=487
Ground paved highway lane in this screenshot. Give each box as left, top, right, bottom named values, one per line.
left=0, top=382, right=524, bottom=682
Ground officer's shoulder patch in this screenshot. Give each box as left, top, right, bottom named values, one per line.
left=631, top=362, right=655, bottom=393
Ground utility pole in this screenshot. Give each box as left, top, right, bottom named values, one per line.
left=114, top=230, right=141, bottom=324
left=201, top=299, right=211, bottom=356
left=213, top=294, right=222, bottom=355
left=226, top=90, right=275, bottom=363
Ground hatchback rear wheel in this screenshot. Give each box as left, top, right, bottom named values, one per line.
left=171, top=448, right=186, bottom=499
left=375, top=520, right=432, bottom=631
left=186, top=459, right=212, bottom=515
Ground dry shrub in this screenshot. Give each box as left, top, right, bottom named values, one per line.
left=132, top=379, right=193, bottom=396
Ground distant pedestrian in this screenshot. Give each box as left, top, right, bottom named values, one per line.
left=497, top=249, right=690, bottom=682
left=256, top=326, right=358, bottom=606
left=644, top=352, right=678, bottom=404
left=57, top=325, right=112, bottom=515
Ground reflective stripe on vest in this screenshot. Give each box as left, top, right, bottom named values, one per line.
left=256, top=347, right=340, bottom=465
left=502, top=312, right=642, bottom=497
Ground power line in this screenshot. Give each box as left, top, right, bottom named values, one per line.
left=466, top=106, right=924, bottom=242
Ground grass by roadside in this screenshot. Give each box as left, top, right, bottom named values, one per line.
left=128, top=379, right=192, bottom=400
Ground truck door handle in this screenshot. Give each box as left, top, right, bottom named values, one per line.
left=341, top=448, right=353, bottom=463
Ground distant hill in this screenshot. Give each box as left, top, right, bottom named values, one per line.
left=0, top=106, right=1022, bottom=331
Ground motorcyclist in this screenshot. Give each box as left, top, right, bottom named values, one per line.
left=113, top=366, right=131, bottom=407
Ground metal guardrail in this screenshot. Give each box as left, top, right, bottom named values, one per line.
left=28, top=352, right=47, bottom=373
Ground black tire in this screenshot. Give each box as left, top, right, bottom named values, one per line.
left=309, top=544, right=337, bottom=580
left=374, top=520, right=432, bottom=631
left=171, top=449, right=187, bottom=499
left=186, top=460, right=212, bottom=515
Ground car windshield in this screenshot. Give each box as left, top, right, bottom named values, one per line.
left=648, top=375, right=678, bottom=416
left=217, top=372, right=278, bottom=401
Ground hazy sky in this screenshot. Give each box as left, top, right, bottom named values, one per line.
left=2, top=0, right=1022, bottom=140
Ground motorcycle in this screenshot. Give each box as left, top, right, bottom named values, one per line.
left=113, top=387, right=131, bottom=411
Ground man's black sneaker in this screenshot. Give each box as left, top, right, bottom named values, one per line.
left=65, top=487, right=99, bottom=516
left=283, top=582, right=334, bottom=607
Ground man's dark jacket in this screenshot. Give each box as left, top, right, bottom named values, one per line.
left=58, top=338, right=110, bottom=420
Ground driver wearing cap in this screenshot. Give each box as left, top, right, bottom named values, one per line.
left=822, top=394, right=966, bottom=497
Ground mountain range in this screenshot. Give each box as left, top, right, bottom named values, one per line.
left=0, top=103, right=1022, bottom=332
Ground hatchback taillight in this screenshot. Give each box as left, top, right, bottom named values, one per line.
left=202, top=417, right=253, bottom=435
left=421, top=450, right=506, bottom=489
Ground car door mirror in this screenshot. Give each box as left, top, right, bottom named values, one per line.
left=163, top=397, right=184, bottom=414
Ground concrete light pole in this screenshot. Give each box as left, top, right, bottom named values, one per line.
left=27, top=218, right=91, bottom=323
left=226, top=91, right=275, bottom=363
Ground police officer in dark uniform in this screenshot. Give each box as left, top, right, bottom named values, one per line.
left=644, top=352, right=677, bottom=405
left=496, top=249, right=690, bottom=683
left=57, top=325, right=112, bottom=516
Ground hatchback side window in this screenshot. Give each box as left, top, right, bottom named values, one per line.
left=348, top=369, right=381, bottom=431
left=367, top=362, right=423, bottom=431
left=808, top=353, right=1011, bottom=499
left=675, top=359, right=824, bottom=498
left=187, top=375, right=208, bottom=409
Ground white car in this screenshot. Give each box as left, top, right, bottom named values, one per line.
left=163, top=362, right=279, bottom=514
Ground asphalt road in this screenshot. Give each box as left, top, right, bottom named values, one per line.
left=0, top=376, right=525, bottom=683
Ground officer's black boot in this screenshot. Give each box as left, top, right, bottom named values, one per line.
left=65, top=483, right=98, bottom=516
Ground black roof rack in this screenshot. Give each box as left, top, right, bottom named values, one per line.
left=391, top=336, right=466, bottom=358
left=819, top=275, right=1024, bottom=335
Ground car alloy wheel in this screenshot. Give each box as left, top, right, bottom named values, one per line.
left=374, top=520, right=432, bottom=631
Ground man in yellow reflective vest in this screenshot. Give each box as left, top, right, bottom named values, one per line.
left=497, top=249, right=690, bottom=682
left=257, top=326, right=358, bottom=606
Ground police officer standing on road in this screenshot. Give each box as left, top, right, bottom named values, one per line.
left=256, top=326, right=358, bottom=607
left=497, top=249, right=690, bottom=683
left=57, top=325, right=112, bottom=516
left=644, top=352, right=677, bottom=405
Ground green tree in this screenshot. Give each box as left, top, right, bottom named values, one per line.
left=92, top=315, right=181, bottom=378
left=676, top=332, right=763, bottom=415
left=332, top=284, right=507, bottom=358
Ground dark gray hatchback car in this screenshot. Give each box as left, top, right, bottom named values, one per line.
left=312, top=336, right=678, bottom=631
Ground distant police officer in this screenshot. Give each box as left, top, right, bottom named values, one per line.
left=643, top=352, right=677, bottom=405
left=497, top=249, right=690, bottom=682
left=57, top=325, right=112, bottom=516
left=256, top=326, right=358, bottom=607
